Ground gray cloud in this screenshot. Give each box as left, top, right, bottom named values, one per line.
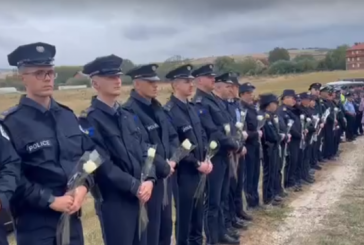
left=0, top=0, right=363, bottom=67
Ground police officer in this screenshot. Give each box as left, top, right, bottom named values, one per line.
left=239, top=82, right=262, bottom=208
left=79, top=55, right=158, bottom=245
left=297, top=92, right=316, bottom=184
left=259, top=94, right=282, bottom=206
left=308, top=83, right=324, bottom=169
left=0, top=123, right=21, bottom=245
left=2, top=42, right=94, bottom=245
left=277, top=90, right=302, bottom=191
left=193, top=64, right=242, bottom=245
left=229, top=76, right=252, bottom=222
left=163, top=64, right=212, bottom=245
left=320, top=86, right=336, bottom=160
left=123, top=64, right=178, bottom=245
left=214, top=73, right=247, bottom=237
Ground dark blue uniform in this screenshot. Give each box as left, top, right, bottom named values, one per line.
left=3, top=42, right=94, bottom=245
left=0, top=124, right=21, bottom=245
left=277, top=90, right=302, bottom=190
left=163, top=64, right=206, bottom=245
left=239, top=83, right=260, bottom=208
left=192, top=65, right=241, bottom=245
left=79, top=55, right=152, bottom=245
left=2, top=97, right=94, bottom=245
left=124, top=64, right=179, bottom=245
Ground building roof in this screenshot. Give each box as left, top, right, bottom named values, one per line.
left=348, top=43, right=364, bottom=51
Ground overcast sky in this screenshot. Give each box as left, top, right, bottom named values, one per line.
left=0, top=0, right=363, bottom=68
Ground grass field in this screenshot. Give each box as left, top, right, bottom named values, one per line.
left=4, top=69, right=364, bottom=245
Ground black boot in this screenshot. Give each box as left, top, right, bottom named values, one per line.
left=218, top=234, right=240, bottom=244
left=238, top=210, right=253, bottom=221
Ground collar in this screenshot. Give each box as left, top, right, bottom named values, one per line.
left=19, top=95, right=60, bottom=114
left=92, top=97, right=119, bottom=116
left=131, top=89, right=152, bottom=106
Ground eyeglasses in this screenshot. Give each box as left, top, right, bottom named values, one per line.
left=23, top=70, right=58, bottom=80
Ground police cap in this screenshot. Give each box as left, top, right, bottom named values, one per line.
left=165, top=64, right=194, bottom=80
left=125, top=64, right=160, bottom=82
left=8, top=42, right=56, bottom=67
left=281, top=89, right=296, bottom=99
left=260, top=93, right=278, bottom=107
left=239, top=82, right=255, bottom=93
left=215, top=72, right=234, bottom=84
left=308, top=83, right=321, bottom=90
left=298, top=92, right=312, bottom=100
left=83, top=55, right=123, bottom=77
left=230, top=72, right=240, bottom=86
left=191, top=64, right=216, bottom=78
left=320, top=86, right=334, bottom=94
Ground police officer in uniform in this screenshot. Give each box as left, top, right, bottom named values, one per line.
left=0, top=123, right=21, bottom=245
left=260, top=94, right=282, bottom=206
left=239, top=82, right=262, bottom=208
left=308, top=83, right=324, bottom=169
left=123, top=64, right=178, bottom=245
left=297, top=92, right=316, bottom=184
left=277, top=90, right=302, bottom=191
left=192, top=64, right=242, bottom=245
left=320, top=86, right=336, bottom=160
left=3, top=42, right=94, bottom=245
left=163, top=64, right=212, bottom=245
left=229, top=76, right=252, bottom=222
left=79, top=55, right=157, bottom=245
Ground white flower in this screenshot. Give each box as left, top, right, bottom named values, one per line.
left=306, top=118, right=312, bottom=122
left=147, top=148, right=156, bottom=158
left=83, top=160, right=97, bottom=174
left=224, top=124, right=231, bottom=134
left=181, top=139, right=192, bottom=150
left=240, top=111, right=246, bottom=117
left=209, top=141, right=218, bottom=149
left=334, top=107, right=339, bottom=112
left=273, top=117, right=279, bottom=124
left=300, top=114, right=305, bottom=120
left=257, top=115, right=264, bottom=121
left=235, top=122, right=243, bottom=130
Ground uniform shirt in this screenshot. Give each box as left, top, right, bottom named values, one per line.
left=344, top=101, right=355, bottom=114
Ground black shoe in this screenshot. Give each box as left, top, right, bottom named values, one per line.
left=232, top=220, right=248, bottom=230
left=272, top=200, right=282, bottom=206
left=227, top=228, right=239, bottom=239
left=294, top=184, right=302, bottom=192
left=238, top=211, right=253, bottom=221
left=279, top=191, right=289, bottom=198
left=313, top=165, right=322, bottom=170
left=218, top=234, right=240, bottom=244
left=303, top=178, right=315, bottom=184
left=274, top=196, right=283, bottom=202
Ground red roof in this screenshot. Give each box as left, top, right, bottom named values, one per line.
left=348, top=43, right=364, bottom=51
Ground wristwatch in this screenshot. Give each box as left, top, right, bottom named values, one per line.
left=47, top=195, right=55, bottom=206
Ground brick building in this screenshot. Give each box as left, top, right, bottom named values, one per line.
left=346, top=43, right=364, bottom=70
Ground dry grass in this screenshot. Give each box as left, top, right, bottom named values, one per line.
left=4, top=70, right=364, bottom=245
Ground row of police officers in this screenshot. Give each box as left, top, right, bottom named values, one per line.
left=0, top=42, right=345, bottom=245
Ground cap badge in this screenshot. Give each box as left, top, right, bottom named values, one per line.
left=36, top=46, right=45, bottom=53
left=187, top=66, right=191, bottom=70
left=152, top=65, right=156, bottom=71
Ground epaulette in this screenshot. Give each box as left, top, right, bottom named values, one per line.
left=79, top=107, right=94, bottom=118
left=164, top=101, right=174, bottom=112
left=193, top=96, right=203, bottom=103
left=57, top=102, right=74, bottom=112
left=0, top=105, right=19, bottom=121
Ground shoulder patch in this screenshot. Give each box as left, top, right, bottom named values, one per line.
left=193, top=96, right=203, bottom=103
left=164, top=101, right=174, bottom=112
left=0, top=105, right=19, bottom=120
left=79, top=107, right=94, bottom=118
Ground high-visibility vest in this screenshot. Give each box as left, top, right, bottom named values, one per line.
left=340, top=93, right=346, bottom=103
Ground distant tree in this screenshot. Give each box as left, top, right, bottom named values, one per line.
left=214, top=56, right=236, bottom=74
left=157, top=55, right=187, bottom=80
left=293, top=54, right=316, bottom=62
left=295, top=59, right=318, bottom=73
left=236, top=57, right=259, bottom=75
left=121, top=59, right=136, bottom=85
left=55, top=66, right=82, bottom=85
left=268, top=47, right=290, bottom=63
left=268, top=60, right=296, bottom=75
left=65, top=77, right=90, bottom=86
left=323, top=45, right=348, bottom=70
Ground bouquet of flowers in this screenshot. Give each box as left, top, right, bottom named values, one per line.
left=194, top=140, right=219, bottom=201
left=311, top=108, right=330, bottom=144
left=163, top=139, right=196, bottom=206
left=56, top=150, right=103, bottom=245
left=138, top=145, right=157, bottom=239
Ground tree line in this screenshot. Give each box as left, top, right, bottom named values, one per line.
left=0, top=45, right=349, bottom=90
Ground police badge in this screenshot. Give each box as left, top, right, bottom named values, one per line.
left=36, top=46, right=45, bottom=53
